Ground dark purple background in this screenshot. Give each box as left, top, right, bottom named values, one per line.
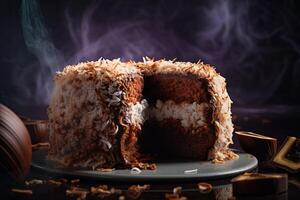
left=1, top=0, right=300, bottom=116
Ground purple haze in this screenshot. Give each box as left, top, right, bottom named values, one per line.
left=13, top=0, right=300, bottom=108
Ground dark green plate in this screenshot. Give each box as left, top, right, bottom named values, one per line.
left=31, top=150, right=257, bottom=182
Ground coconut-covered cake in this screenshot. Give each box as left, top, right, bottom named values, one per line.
left=48, top=58, right=237, bottom=170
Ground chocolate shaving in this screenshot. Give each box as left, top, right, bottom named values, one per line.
left=47, top=179, right=63, bottom=185
left=70, top=179, right=80, bottom=184
left=165, top=193, right=187, bottom=200
left=66, top=188, right=89, bottom=200
left=126, top=184, right=150, bottom=199
left=32, top=142, right=50, bottom=150
left=90, top=185, right=112, bottom=198
left=56, top=178, right=68, bottom=183
left=119, top=195, right=126, bottom=200
left=110, top=187, right=122, bottom=195
left=96, top=168, right=115, bottom=172
left=11, top=189, right=33, bottom=195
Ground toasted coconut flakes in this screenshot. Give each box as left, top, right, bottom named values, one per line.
left=113, top=125, right=119, bottom=135
left=101, top=120, right=110, bottom=131
left=184, top=169, right=198, bottom=174
left=25, top=179, right=44, bottom=185
left=131, top=167, right=142, bottom=174
left=11, top=189, right=33, bottom=195
left=197, top=182, right=212, bottom=193
left=100, top=139, right=112, bottom=150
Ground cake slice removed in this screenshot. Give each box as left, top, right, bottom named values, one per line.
left=138, top=59, right=237, bottom=162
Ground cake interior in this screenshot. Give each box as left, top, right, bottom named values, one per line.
left=122, top=72, right=216, bottom=165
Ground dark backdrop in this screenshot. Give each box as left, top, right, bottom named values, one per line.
left=1, top=0, right=300, bottom=115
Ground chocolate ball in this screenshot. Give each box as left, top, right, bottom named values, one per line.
left=0, top=104, right=32, bottom=181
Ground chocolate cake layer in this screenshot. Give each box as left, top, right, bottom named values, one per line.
left=143, top=73, right=210, bottom=104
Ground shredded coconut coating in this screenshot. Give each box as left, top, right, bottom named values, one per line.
left=138, top=58, right=237, bottom=162
left=48, top=59, right=143, bottom=168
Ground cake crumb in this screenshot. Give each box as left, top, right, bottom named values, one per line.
left=70, top=179, right=80, bottom=184
left=130, top=167, right=142, bottom=174
left=25, top=179, right=44, bottom=185
left=184, top=169, right=198, bottom=174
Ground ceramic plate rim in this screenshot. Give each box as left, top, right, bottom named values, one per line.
left=31, top=150, right=258, bottom=182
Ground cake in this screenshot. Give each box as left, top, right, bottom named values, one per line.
left=48, top=58, right=237, bottom=170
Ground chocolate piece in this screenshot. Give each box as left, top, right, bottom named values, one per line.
left=22, top=118, right=49, bottom=144
left=236, top=131, right=277, bottom=162
left=273, top=136, right=300, bottom=172
left=231, top=173, right=288, bottom=196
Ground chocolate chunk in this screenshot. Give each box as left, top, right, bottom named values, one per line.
left=231, top=173, right=288, bottom=196
left=273, top=136, right=300, bottom=172
left=236, top=131, right=277, bottom=162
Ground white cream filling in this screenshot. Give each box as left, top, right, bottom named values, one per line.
left=150, top=100, right=209, bottom=128
left=124, top=99, right=149, bottom=128
left=124, top=99, right=209, bottom=129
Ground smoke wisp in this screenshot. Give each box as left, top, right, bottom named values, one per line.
left=11, top=0, right=300, bottom=107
